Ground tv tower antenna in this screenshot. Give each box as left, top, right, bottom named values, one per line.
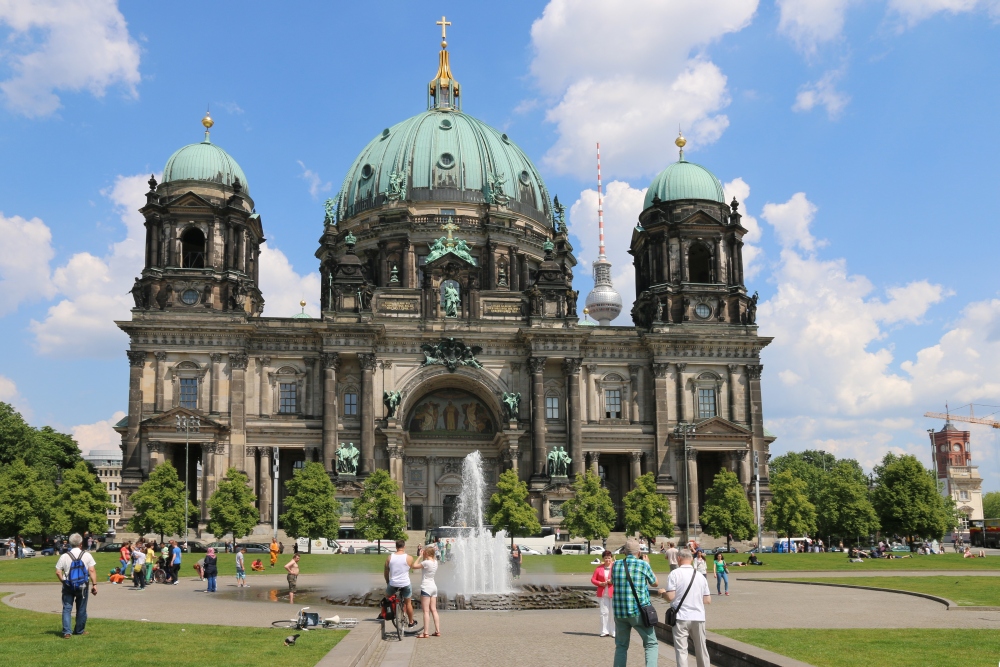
left=584, top=142, right=622, bottom=326
left=597, top=142, right=606, bottom=260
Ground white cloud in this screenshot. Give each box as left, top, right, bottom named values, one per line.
left=568, top=180, right=646, bottom=325
left=297, top=161, right=332, bottom=199
left=30, top=172, right=148, bottom=357
left=72, top=411, right=125, bottom=454
left=793, top=69, right=851, bottom=119
left=258, top=243, right=320, bottom=318
left=761, top=192, right=823, bottom=252
left=0, top=374, right=31, bottom=417
left=530, top=0, right=757, bottom=180
left=887, top=0, right=1000, bottom=25
left=723, top=177, right=763, bottom=278
left=0, top=212, right=56, bottom=315
left=0, top=0, right=141, bottom=117
left=776, top=0, right=858, bottom=53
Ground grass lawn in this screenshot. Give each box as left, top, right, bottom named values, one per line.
left=715, top=629, right=1000, bottom=667
left=729, top=552, right=1000, bottom=572
left=784, top=576, right=1000, bottom=606
left=0, top=591, right=345, bottom=667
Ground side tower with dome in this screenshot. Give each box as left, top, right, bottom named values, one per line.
left=114, top=22, right=773, bottom=546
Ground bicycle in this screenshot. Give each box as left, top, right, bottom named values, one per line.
left=379, top=593, right=422, bottom=640
left=273, top=607, right=359, bottom=631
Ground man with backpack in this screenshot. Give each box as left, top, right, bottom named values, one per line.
left=55, top=533, right=97, bottom=639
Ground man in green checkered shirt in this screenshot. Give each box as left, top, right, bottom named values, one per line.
left=611, top=538, right=664, bottom=667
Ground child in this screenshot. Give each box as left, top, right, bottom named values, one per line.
left=108, top=567, right=125, bottom=584
left=236, top=547, right=247, bottom=587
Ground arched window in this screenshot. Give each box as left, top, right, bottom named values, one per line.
left=181, top=227, right=206, bottom=268
left=688, top=243, right=712, bottom=283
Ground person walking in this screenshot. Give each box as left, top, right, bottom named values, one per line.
left=611, top=538, right=663, bottom=667
left=384, top=539, right=417, bottom=629
left=269, top=538, right=280, bottom=568
left=55, top=533, right=98, bottom=639
left=131, top=543, right=146, bottom=590
left=590, top=550, right=615, bottom=638
left=144, top=542, right=154, bottom=584
left=694, top=550, right=708, bottom=577
left=119, top=542, right=131, bottom=576
left=284, top=553, right=300, bottom=602
left=413, top=545, right=441, bottom=638
left=665, top=542, right=679, bottom=572
left=665, top=549, right=712, bottom=667
left=236, top=547, right=247, bottom=587
left=170, top=540, right=182, bottom=585
left=204, top=548, right=218, bottom=592
left=510, top=545, right=522, bottom=579
left=713, top=552, right=729, bottom=596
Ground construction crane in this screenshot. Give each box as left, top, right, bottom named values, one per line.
left=924, top=411, right=1000, bottom=428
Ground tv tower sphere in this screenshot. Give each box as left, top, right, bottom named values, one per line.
left=583, top=142, right=622, bottom=325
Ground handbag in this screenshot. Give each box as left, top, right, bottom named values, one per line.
left=664, top=570, right=697, bottom=627
left=622, top=559, right=659, bottom=628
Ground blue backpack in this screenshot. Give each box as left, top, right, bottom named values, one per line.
left=67, top=551, right=89, bottom=587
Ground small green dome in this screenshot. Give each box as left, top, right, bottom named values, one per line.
left=338, top=110, right=552, bottom=226
left=162, top=138, right=249, bottom=194
left=643, top=159, right=724, bottom=209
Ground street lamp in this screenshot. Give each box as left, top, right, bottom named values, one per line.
left=753, top=451, right=763, bottom=553
left=675, top=423, right=697, bottom=544
left=175, top=415, right=200, bottom=546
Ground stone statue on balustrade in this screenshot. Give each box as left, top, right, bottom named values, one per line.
left=383, top=390, right=402, bottom=419
left=502, top=392, right=521, bottom=421
left=336, top=442, right=360, bottom=476
left=547, top=446, right=571, bottom=477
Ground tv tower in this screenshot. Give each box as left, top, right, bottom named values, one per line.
left=584, top=143, right=622, bottom=326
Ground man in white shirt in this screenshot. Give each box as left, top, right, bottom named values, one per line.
left=665, top=542, right=679, bottom=571
left=665, top=549, right=711, bottom=667
left=55, top=533, right=98, bottom=639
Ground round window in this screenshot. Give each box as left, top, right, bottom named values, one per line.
left=439, top=118, right=453, bottom=130
left=501, top=133, right=510, bottom=144
left=180, top=289, right=200, bottom=305
left=438, top=152, right=455, bottom=169
left=360, top=164, right=374, bottom=179
left=519, top=170, right=531, bottom=185
left=695, top=303, right=711, bottom=319
left=381, top=128, right=390, bottom=139
left=953, top=444, right=961, bottom=451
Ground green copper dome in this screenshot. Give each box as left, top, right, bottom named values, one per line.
left=162, top=137, right=250, bottom=194
left=337, top=109, right=552, bottom=226
left=643, top=159, right=724, bottom=209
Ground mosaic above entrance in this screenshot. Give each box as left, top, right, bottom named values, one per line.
left=408, top=389, right=495, bottom=438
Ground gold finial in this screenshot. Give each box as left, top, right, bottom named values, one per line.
left=299, top=300, right=306, bottom=308
left=437, top=15, right=451, bottom=48
left=583, top=307, right=589, bottom=315
left=675, top=128, right=686, bottom=160
left=202, top=110, right=214, bottom=130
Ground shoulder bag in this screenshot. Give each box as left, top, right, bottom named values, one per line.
left=622, top=559, right=659, bottom=628
left=664, top=569, right=696, bottom=627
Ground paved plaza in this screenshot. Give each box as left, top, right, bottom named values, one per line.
left=4, top=568, right=998, bottom=666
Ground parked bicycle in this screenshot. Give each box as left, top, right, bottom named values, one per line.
left=379, top=594, right=421, bottom=640
left=272, top=607, right=358, bottom=631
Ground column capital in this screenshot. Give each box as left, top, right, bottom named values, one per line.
left=729, top=450, right=748, bottom=462
left=358, top=353, right=377, bottom=371
left=586, top=363, right=598, bottom=375
left=628, top=364, right=642, bottom=377
left=154, top=351, right=168, bottom=362
left=321, top=352, right=341, bottom=370
left=675, top=362, right=687, bottom=372
left=127, top=350, right=147, bottom=367
left=146, top=441, right=163, bottom=453
left=387, top=444, right=404, bottom=460
left=257, top=356, right=271, bottom=366
left=747, top=364, right=763, bottom=380
left=588, top=451, right=600, bottom=465
left=230, top=352, right=249, bottom=370
left=727, top=363, right=739, bottom=374
left=210, top=353, right=223, bottom=363
left=562, top=358, right=582, bottom=375
left=629, top=451, right=643, bottom=463
left=528, top=356, right=547, bottom=374
left=652, top=363, right=669, bottom=378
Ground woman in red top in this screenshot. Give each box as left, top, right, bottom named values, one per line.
left=590, top=550, right=615, bottom=637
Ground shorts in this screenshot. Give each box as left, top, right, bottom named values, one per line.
left=287, top=574, right=298, bottom=591
left=420, top=588, right=437, bottom=598
left=386, top=584, right=412, bottom=599
left=236, top=568, right=245, bottom=578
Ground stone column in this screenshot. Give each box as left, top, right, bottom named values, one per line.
left=257, top=356, right=271, bottom=417
left=154, top=351, right=167, bottom=412
left=586, top=364, right=598, bottom=424
left=125, top=351, right=147, bottom=472
left=519, top=254, right=529, bottom=291
left=660, top=236, right=670, bottom=283
left=229, top=352, right=249, bottom=470
left=209, top=354, right=222, bottom=413
left=244, top=447, right=257, bottom=500
left=509, top=247, right=519, bottom=291
left=377, top=241, right=388, bottom=286
left=564, top=358, right=583, bottom=477
left=529, top=357, right=547, bottom=477
left=387, top=445, right=405, bottom=501
left=680, top=240, right=689, bottom=282
left=747, top=364, right=765, bottom=475
left=401, top=240, right=412, bottom=289
left=686, top=448, right=699, bottom=531
left=714, top=238, right=722, bottom=282
left=736, top=242, right=745, bottom=286
left=628, top=364, right=641, bottom=423
left=727, top=364, right=738, bottom=422
left=359, top=353, right=377, bottom=475
left=630, top=451, right=643, bottom=488
left=675, top=363, right=687, bottom=422
left=259, top=447, right=272, bottom=523
left=486, top=241, right=497, bottom=290
left=652, top=363, right=671, bottom=482
left=147, top=441, right=163, bottom=469
left=322, top=353, right=340, bottom=476
left=589, top=451, right=600, bottom=476
left=200, top=445, right=211, bottom=521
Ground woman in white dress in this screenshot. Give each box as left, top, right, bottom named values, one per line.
left=412, top=545, right=441, bottom=638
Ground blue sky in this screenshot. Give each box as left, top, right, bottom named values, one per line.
left=2, top=0, right=1000, bottom=489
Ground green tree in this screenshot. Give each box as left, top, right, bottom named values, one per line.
left=699, top=470, right=755, bottom=549
left=51, top=461, right=114, bottom=536
left=0, top=459, right=56, bottom=537
left=560, top=470, right=616, bottom=552
left=0, top=402, right=35, bottom=465
left=280, top=462, right=341, bottom=553
left=623, top=472, right=674, bottom=545
left=207, top=468, right=259, bottom=544
left=770, top=450, right=839, bottom=509
left=352, top=469, right=406, bottom=551
left=127, top=462, right=196, bottom=541
left=815, top=461, right=879, bottom=544
left=872, top=453, right=954, bottom=543
left=983, top=491, right=1000, bottom=520
left=764, top=470, right=817, bottom=552
left=487, top=469, right=541, bottom=548
left=0, top=403, right=83, bottom=481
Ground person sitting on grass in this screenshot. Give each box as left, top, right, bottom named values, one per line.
left=108, top=567, right=125, bottom=584
left=251, top=558, right=265, bottom=572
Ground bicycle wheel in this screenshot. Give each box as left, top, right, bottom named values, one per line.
left=272, top=620, right=297, bottom=629
left=394, top=601, right=403, bottom=641
left=153, top=569, right=166, bottom=584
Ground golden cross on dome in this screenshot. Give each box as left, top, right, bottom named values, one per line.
left=437, top=16, right=451, bottom=46
left=441, top=218, right=459, bottom=243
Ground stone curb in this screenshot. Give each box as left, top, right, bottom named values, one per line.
left=654, top=622, right=814, bottom=667
left=315, top=619, right=381, bottom=667
left=742, top=578, right=969, bottom=610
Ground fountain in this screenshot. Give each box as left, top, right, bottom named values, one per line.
left=449, top=450, right=513, bottom=596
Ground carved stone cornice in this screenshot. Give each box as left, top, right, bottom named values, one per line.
left=651, top=363, right=669, bottom=379
left=562, top=358, right=582, bottom=375
left=358, top=353, right=377, bottom=371
left=747, top=365, right=763, bottom=380
left=127, top=350, right=147, bottom=367
left=528, top=357, right=547, bottom=374
left=321, top=352, right=341, bottom=371
left=230, top=352, right=250, bottom=370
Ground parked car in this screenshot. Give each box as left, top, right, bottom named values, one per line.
left=360, top=545, right=391, bottom=554
left=712, top=546, right=740, bottom=554
left=505, top=544, right=543, bottom=556
left=18, top=546, right=36, bottom=558
left=97, top=542, right=123, bottom=553
left=613, top=544, right=650, bottom=555
left=558, top=543, right=589, bottom=555
left=748, top=546, right=773, bottom=554
left=589, top=545, right=608, bottom=555
left=234, top=542, right=270, bottom=553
